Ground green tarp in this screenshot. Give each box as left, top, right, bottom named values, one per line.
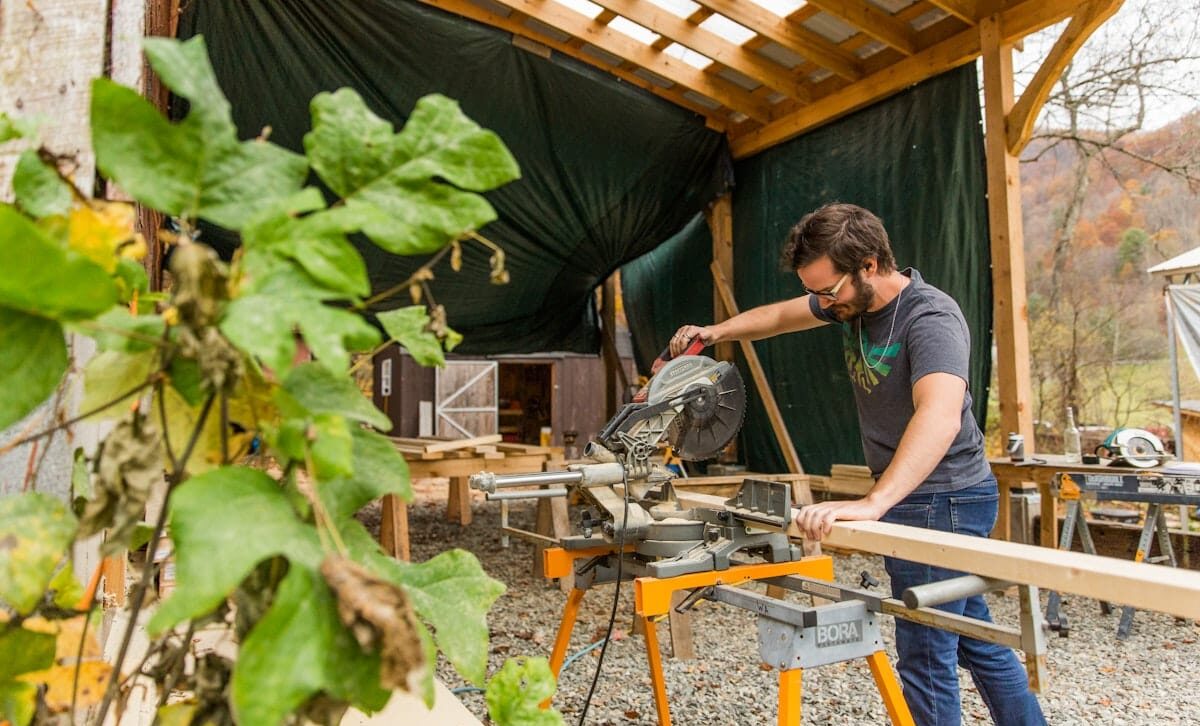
left=178, top=0, right=730, bottom=354
left=623, top=64, right=992, bottom=475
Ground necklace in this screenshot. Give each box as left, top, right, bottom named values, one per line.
left=859, top=285, right=903, bottom=372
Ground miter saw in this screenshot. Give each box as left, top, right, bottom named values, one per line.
left=469, top=338, right=803, bottom=577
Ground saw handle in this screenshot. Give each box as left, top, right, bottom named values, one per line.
left=633, top=336, right=706, bottom=403
left=651, top=335, right=706, bottom=373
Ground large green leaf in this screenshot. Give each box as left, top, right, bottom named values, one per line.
left=80, top=349, right=156, bottom=420
left=305, top=91, right=519, bottom=255
left=376, top=306, right=446, bottom=367
left=0, top=494, right=77, bottom=614
left=0, top=681, right=37, bottom=726
left=12, top=150, right=72, bottom=218
left=279, top=363, right=391, bottom=431
left=485, top=657, right=562, bottom=726
left=0, top=308, right=67, bottom=431
left=375, top=550, right=504, bottom=685
left=91, top=38, right=307, bottom=230
left=148, top=467, right=323, bottom=633
left=242, top=203, right=369, bottom=299
left=320, top=428, right=412, bottom=522
left=221, top=292, right=379, bottom=377
left=232, top=565, right=390, bottom=726
left=0, top=205, right=118, bottom=321
left=0, top=626, right=56, bottom=681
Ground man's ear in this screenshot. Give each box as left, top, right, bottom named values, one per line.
left=862, top=257, right=876, bottom=274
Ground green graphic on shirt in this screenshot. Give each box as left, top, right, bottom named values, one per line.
left=841, top=323, right=900, bottom=393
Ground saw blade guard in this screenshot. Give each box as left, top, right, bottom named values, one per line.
left=648, top=356, right=746, bottom=461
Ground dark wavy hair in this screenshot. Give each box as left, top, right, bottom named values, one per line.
left=781, top=203, right=896, bottom=274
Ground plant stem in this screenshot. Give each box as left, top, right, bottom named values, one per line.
left=0, top=377, right=158, bottom=459
left=361, top=245, right=451, bottom=309
left=94, top=393, right=217, bottom=726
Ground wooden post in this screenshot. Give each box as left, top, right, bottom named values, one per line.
left=602, top=275, right=619, bottom=420
left=980, top=15, right=1034, bottom=451
left=706, top=194, right=735, bottom=364
left=711, top=262, right=805, bottom=474
left=380, top=493, right=411, bottom=561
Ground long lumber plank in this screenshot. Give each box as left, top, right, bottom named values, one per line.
left=669, top=489, right=1200, bottom=621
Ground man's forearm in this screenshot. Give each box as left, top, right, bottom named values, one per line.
left=710, top=297, right=820, bottom=342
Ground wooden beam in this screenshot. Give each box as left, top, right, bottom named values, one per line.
left=480, top=0, right=774, bottom=122
left=730, top=0, right=1082, bottom=158
left=981, top=13, right=1034, bottom=450
left=418, top=0, right=728, bottom=130
left=692, top=0, right=864, bottom=81
left=668, top=489, right=1200, bottom=622
left=705, top=194, right=735, bottom=364
left=926, top=0, right=978, bottom=25
left=589, top=0, right=812, bottom=104
left=804, top=0, right=918, bottom=55
left=711, top=262, right=804, bottom=474
left=1006, top=0, right=1124, bottom=153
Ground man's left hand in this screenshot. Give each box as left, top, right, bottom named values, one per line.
left=794, top=498, right=888, bottom=541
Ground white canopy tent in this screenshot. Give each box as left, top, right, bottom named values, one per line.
left=1148, top=247, right=1200, bottom=457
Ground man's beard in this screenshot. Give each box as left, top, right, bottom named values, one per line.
left=829, top=273, right=874, bottom=322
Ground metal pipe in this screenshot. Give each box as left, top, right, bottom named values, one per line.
left=485, top=488, right=569, bottom=501
left=902, top=575, right=1012, bottom=609
left=470, top=469, right=584, bottom=493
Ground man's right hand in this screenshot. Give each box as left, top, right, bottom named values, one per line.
left=669, top=325, right=716, bottom=357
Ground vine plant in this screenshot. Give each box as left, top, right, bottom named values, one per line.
left=0, top=37, right=562, bottom=726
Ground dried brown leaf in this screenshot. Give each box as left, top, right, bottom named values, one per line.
left=319, top=555, right=426, bottom=693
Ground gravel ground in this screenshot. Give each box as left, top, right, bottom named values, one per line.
left=383, top=485, right=1200, bottom=725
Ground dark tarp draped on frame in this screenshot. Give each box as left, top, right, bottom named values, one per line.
left=623, top=64, right=992, bottom=475
left=178, top=0, right=730, bottom=354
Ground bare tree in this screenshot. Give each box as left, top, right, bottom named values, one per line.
left=1018, top=0, right=1200, bottom=433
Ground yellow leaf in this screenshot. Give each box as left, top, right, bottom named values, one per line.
left=68, top=201, right=146, bottom=273
left=17, top=615, right=101, bottom=661
left=17, top=660, right=111, bottom=711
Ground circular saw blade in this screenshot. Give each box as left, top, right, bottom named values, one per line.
left=672, top=363, right=746, bottom=461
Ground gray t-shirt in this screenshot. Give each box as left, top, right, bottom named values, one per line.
left=809, top=268, right=990, bottom=493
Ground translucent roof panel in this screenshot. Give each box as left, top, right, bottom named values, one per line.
left=664, top=42, right=714, bottom=70
left=747, top=0, right=805, bottom=17
left=699, top=14, right=757, bottom=46
left=868, top=0, right=917, bottom=13
left=608, top=15, right=661, bottom=45
left=550, top=0, right=604, bottom=21
left=803, top=13, right=858, bottom=43
left=645, top=0, right=700, bottom=19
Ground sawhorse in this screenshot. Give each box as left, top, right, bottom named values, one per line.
left=542, top=545, right=914, bottom=726
left=1051, top=473, right=1182, bottom=638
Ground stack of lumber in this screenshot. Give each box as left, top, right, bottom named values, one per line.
left=388, top=434, right=555, bottom=461
left=809, top=464, right=875, bottom=496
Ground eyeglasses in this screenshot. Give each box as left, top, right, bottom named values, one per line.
left=807, top=272, right=850, bottom=300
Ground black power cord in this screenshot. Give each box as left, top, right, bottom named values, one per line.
left=576, top=466, right=631, bottom=725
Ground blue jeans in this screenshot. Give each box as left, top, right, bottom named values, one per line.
left=881, top=479, right=1046, bottom=726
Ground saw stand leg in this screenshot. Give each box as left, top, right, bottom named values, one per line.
left=1046, top=500, right=1109, bottom=635
left=1117, top=503, right=1178, bottom=639
left=774, top=652, right=909, bottom=726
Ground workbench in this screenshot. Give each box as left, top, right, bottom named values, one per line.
left=379, top=440, right=563, bottom=561
left=989, top=456, right=1165, bottom=547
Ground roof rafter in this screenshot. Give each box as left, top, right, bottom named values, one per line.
left=730, top=0, right=1085, bottom=158
left=926, top=0, right=978, bottom=25
left=418, top=0, right=729, bottom=129
left=692, top=0, right=864, bottom=81
left=590, top=0, right=813, bottom=103
left=803, top=0, right=918, bottom=55
left=486, top=0, right=774, bottom=122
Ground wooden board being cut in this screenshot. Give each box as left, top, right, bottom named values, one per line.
left=668, top=489, right=1200, bottom=622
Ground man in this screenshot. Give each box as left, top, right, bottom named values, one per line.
left=669, top=203, right=1044, bottom=726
